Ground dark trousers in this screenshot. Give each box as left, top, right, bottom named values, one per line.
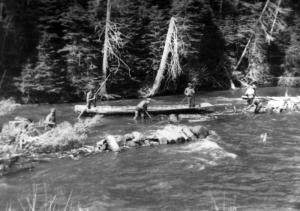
left=87, top=98, right=96, bottom=109
left=187, top=96, right=195, bottom=107
left=133, top=108, right=146, bottom=120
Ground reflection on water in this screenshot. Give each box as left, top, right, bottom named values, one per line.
left=0, top=87, right=300, bottom=210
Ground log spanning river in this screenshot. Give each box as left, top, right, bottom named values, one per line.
left=0, top=87, right=300, bottom=210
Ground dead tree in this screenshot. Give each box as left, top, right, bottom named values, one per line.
left=234, top=0, right=287, bottom=85
left=147, top=17, right=182, bottom=97
left=234, top=0, right=270, bottom=72
left=0, top=13, right=12, bottom=89
left=99, top=0, right=111, bottom=95
left=96, top=0, right=128, bottom=99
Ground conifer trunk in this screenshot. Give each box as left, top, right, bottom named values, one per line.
left=0, top=13, right=12, bottom=89
left=100, top=0, right=111, bottom=95
left=148, top=17, right=176, bottom=97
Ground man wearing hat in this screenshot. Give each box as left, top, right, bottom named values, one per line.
left=184, top=83, right=195, bottom=107
left=86, top=88, right=97, bottom=109
left=133, top=98, right=152, bottom=120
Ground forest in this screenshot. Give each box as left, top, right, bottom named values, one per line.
left=0, top=0, right=299, bottom=103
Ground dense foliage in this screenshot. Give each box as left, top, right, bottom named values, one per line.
left=0, top=0, right=299, bottom=102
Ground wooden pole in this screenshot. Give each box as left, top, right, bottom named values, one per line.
left=100, top=0, right=111, bottom=95
left=148, top=17, right=176, bottom=97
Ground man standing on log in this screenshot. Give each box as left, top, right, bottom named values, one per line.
left=86, top=88, right=97, bottom=109
left=133, top=98, right=152, bottom=120
left=184, top=83, right=195, bottom=107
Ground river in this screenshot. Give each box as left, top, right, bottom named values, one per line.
left=0, top=87, right=300, bottom=210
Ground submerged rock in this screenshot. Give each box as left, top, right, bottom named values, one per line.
left=190, top=125, right=210, bottom=138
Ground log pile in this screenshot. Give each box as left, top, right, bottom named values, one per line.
left=265, top=98, right=299, bottom=113
left=0, top=122, right=216, bottom=176
left=95, top=124, right=213, bottom=153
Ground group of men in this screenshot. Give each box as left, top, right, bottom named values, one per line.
left=43, top=83, right=265, bottom=127
left=133, top=83, right=196, bottom=120
left=82, top=83, right=196, bottom=121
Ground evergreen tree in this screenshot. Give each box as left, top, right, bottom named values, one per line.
left=279, top=14, right=300, bottom=86
left=15, top=33, right=66, bottom=103
left=58, top=0, right=100, bottom=99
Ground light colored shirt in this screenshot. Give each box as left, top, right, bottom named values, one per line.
left=86, top=91, right=94, bottom=102
left=245, top=87, right=255, bottom=97
left=137, top=100, right=149, bottom=110
left=45, top=112, right=56, bottom=125
left=184, top=87, right=195, bottom=97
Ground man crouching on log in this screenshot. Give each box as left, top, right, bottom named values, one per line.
left=133, top=98, right=152, bottom=120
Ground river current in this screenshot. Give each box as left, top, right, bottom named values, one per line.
left=0, top=87, right=300, bottom=210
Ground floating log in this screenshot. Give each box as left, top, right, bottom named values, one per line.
left=73, top=103, right=230, bottom=117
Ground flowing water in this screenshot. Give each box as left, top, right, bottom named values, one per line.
left=0, top=87, right=300, bottom=210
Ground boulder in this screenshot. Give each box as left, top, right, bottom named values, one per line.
left=169, top=114, right=179, bottom=124
left=131, top=131, right=143, bottom=143
left=190, top=125, right=209, bottom=138
left=96, top=139, right=107, bottom=152
left=126, top=140, right=138, bottom=147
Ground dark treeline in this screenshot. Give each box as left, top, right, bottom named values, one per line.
left=0, top=0, right=299, bottom=103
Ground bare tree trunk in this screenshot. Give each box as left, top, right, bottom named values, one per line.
left=148, top=17, right=176, bottom=97
left=100, top=0, right=111, bottom=95
left=0, top=15, right=12, bottom=89
left=0, top=69, right=7, bottom=89
left=219, top=0, right=223, bottom=17
left=234, top=0, right=270, bottom=71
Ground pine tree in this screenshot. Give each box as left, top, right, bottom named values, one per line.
left=15, top=33, right=66, bottom=103
left=58, top=0, right=100, bottom=98
left=279, top=13, right=300, bottom=86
